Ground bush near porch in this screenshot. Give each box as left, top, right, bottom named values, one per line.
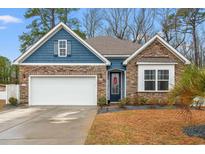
left=117, top=96, right=171, bottom=107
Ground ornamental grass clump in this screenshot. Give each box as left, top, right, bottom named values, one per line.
left=169, top=65, right=205, bottom=122
left=170, top=65, right=205, bottom=107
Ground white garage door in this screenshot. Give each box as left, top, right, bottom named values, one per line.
left=29, top=76, right=97, bottom=106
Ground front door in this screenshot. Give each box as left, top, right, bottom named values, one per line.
left=110, top=72, right=121, bottom=102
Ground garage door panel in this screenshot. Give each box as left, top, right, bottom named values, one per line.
left=30, top=76, right=97, bottom=105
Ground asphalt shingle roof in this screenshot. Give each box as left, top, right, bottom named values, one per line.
left=86, top=36, right=141, bottom=55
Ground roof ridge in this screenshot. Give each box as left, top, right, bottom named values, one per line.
left=86, top=36, right=138, bottom=44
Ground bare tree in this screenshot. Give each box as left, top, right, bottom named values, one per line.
left=196, top=27, right=205, bottom=67
left=130, top=8, right=156, bottom=44
left=157, top=8, right=186, bottom=49
left=83, top=9, right=103, bottom=38
left=104, top=8, right=132, bottom=40
left=176, top=8, right=205, bottom=66
left=177, top=41, right=193, bottom=61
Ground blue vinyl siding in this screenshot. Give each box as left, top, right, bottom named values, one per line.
left=107, top=58, right=126, bottom=70
left=23, top=29, right=104, bottom=63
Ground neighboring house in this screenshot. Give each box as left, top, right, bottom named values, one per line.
left=13, top=22, right=190, bottom=106
left=0, top=84, right=6, bottom=92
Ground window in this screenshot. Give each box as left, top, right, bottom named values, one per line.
left=144, top=70, right=156, bottom=90
left=158, top=70, right=169, bottom=90
left=58, top=40, right=67, bottom=57
left=138, top=65, right=174, bottom=92
left=111, top=73, right=120, bottom=94
left=143, top=69, right=169, bottom=91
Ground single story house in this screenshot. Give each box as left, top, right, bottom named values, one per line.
left=13, top=22, right=190, bottom=106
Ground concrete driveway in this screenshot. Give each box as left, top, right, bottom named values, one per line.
left=0, top=106, right=96, bottom=145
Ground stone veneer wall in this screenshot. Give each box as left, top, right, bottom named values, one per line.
left=19, top=65, right=107, bottom=104
left=126, top=39, right=186, bottom=100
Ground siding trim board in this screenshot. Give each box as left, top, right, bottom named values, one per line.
left=136, top=62, right=178, bottom=65
left=107, top=57, right=126, bottom=71
left=18, top=63, right=107, bottom=66
left=14, top=22, right=110, bottom=65
left=104, top=55, right=130, bottom=58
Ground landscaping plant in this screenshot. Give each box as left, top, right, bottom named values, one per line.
left=9, top=97, right=18, bottom=106
left=97, top=97, right=107, bottom=109
left=138, top=97, right=148, bottom=105
left=170, top=65, right=205, bottom=106
left=147, top=98, right=160, bottom=105
left=170, top=65, right=205, bottom=122
left=118, top=97, right=130, bottom=108
left=131, top=97, right=140, bottom=105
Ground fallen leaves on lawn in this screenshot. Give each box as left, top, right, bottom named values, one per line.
left=85, top=109, right=205, bottom=145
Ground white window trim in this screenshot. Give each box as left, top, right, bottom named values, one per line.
left=157, top=70, right=169, bottom=91
left=58, top=40, right=67, bottom=57
left=138, top=64, right=175, bottom=92
left=144, top=69, right=169, bottom=91
left=144, top=70, right=156, bottom=91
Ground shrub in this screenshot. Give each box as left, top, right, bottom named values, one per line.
left=9, top=97, right=18, bottom=106
left=97, top=97, right=107, bottom=108
left=169, top=65, right=205, bottom=123
left=131, top=97, right=140, bottom=105
left=138, top=97, right=148, bottom=105
left=158, top=98, right=171, bottom=106
left=147, top=98, right=160, bottom=105
left=118, top=97, right=130, bottom=108
left=170, top=65, right=205, bottom=107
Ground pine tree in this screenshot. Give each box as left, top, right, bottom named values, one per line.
left=19, top=8, right=85, bottom=53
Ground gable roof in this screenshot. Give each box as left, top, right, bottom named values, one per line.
left=86, top=36, right=141, bottom=56
left=123, top=35, right=191, bottom=65
left=14, top=22, right=111, bottom=65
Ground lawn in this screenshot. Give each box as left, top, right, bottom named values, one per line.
left=0, top=100, right=5, bottom=111
left=85, top=109, right=205, bottom=144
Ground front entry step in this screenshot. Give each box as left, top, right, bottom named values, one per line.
left=109, top=102, right=120, bottom=104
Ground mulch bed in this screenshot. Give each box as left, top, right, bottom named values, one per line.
left=184, top=125, right=205, bottom=139
left=98, top=104, right=177, bottom=114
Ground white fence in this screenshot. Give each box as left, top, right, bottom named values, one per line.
left=0, top=84, right=19, bottom=104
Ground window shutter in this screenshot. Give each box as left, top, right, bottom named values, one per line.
left=67, top=41, right=71, bottom=55
left=54, top=40, right=58, bottom=55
